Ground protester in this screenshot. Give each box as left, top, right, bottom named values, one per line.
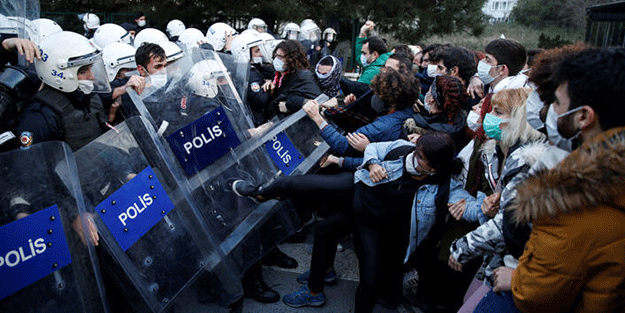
left=504, top=47, right=625, bottom=313
left=262, top=39, right=321, bottom=119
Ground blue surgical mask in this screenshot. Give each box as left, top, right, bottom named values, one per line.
left=482, top=113, right=509, bottom=141
left=273, top=57, right=285, bottom=72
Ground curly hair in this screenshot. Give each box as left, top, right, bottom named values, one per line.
left=370, top=67, right=420, bottom=110
left=528, top=43, right=588, bottom=105
left=273, top=40, right=310, bottom=72
left=433, top=75, right=468, bottom=124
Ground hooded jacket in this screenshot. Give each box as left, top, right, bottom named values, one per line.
left=510, top=127, right=625, bottom=313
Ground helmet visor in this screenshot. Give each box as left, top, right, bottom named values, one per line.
left=73, top=53, right=111, bottom=93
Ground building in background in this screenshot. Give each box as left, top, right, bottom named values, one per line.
left=482, top=0, right=519, bottom=23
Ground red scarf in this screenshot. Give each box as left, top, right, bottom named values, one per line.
left=273, top=71, right=289, bottom=88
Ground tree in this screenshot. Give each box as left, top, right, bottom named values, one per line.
left=512, top=0, right=622, bottom=30
left=42, top=0, right=487, bottom=43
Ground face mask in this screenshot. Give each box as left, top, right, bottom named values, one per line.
left=150, top=73, right=167, bottom=89
left=77, top=80, right=94, bottom=94
left=137, top=20, right=146, bottom=27
left=482, top=113, right=509, bottom=141
left=526, top=90, right=545, bottom=130
left=427, top=64, right=440, bottom=78
left=360, top=54, right=370, bottom=67
left=370, top=95, right=386, bottom=113
left=252, top=56, right=263, bottom=64
left=545, top=105, right=579, bottom=151
left=405, top=151, right=436, bottom=176
left=477, top=60, right=500, bottom=85
left=423, top=95, right=432, bottom=113
left=466, top=110, right=481, bottom=132
left=405, top=151, right=419, bottom=176
left=273, top=57, right=285, bottom=72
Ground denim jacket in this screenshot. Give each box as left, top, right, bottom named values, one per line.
left=353, top=140, right=487, bottom=263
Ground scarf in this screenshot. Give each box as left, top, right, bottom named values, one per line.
left=315, top=55, right=342, bottom=97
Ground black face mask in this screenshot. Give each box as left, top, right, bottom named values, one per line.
left=370, top=95, right=386, bottom=113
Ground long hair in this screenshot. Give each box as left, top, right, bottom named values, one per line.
left=433, top=75, right=467, bottom=123
left=491, top=88, right=546, bottom=148
left=414, top=132, right=463, bottom=241
left=273, top=40, right=310, bottom=72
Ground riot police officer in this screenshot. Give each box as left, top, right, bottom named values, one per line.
left=9, top=31, right=111, bottom=151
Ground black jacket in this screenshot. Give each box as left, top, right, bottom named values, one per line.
left=268, top=69, right=321, bottom=119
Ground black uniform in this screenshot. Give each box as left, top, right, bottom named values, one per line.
left=246, top=63, right=273, bottom=126
left=8, top=87, right=107, bottom=151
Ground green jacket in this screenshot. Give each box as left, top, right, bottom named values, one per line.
left=355, top=36, right=392, bottom=84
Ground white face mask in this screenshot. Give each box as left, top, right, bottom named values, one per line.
left=405, top=152, right=419, bottom=176
left=477, top=60, right=500, bottom=85
left=525, top=90, right=545, bottom=131
left=77, top=80, right=94, bottom=94
left=137, top=20, right=146, bottom=27
left=273, top=57, right=285, bottom=72
left=427, top=64, right=440, bottom=78
left=466, top=110, right=481, bottom=132
left=252, top=56, right=263, bottom=64
left=545, top=105, right=576, bottom=151
left=360, top=54, right=370, bottom=67
left=150, top=72, right=167, bottom=89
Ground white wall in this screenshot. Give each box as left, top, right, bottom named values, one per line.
left=482, top=0, right=518, bottom=22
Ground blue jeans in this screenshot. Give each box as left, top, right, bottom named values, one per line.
left=473, top=290, right=521, bottom=313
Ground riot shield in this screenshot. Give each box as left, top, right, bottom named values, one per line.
left=0, top=0, right=39, bottom=67
left=126, top=47, right=336, bottom=275
left=0, top=141, right=107, bottom=313
left=217, top=51, right=251, bottom=112
left=73, top=118, right=243, bottom=312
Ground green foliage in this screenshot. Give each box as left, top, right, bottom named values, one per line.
left=421, top=22, right=584, bottom=51
left=512, top=0, right=623, bottom=30
left=41, top=0, right=487, bottom=43
left=538, top=33, right=573, bottom=49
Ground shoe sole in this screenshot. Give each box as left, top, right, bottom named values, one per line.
left=231, top=181, right=260, bottom=203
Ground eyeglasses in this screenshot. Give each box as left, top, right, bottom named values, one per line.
left=274, top=53, right=286, bottom=59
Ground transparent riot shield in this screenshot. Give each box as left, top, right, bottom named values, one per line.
left=217, top=51, right=251, bottom=111
left=0, top=0, right=39, bottom=67
left=127, top=47, right=336, bottom=275
left=73, top=118, right=243, bottom=312
left=0, top=141, right=107, bottom=313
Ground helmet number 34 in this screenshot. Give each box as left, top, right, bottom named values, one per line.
left=51, top=69, right=64, bottom=78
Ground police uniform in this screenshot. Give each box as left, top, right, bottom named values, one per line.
left=9, top=87, right=107, bottom=151
left=247, top=63, right=273, bottom=126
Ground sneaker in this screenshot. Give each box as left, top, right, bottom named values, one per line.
left=232, top=180, right=259, bottom=198
left=282, top=285, right=326, bottom=308
left=296, top=268, right=337, bottom=284
left=402, top=268, right=419, bottom=291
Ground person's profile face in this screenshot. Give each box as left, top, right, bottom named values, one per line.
left=384, top=58, right=400, bottom=71
left=317, top=64, right=332, bottom=75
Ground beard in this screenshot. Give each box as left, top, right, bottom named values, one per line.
left=557, top=112, right=579, bottom=139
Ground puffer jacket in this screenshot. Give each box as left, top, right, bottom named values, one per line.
left=450, top=140, right=568, bottom=285
left=510, top=127, right=625, bottom=313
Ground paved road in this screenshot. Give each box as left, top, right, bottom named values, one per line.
left=173, top=227, right=422, bottom=313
